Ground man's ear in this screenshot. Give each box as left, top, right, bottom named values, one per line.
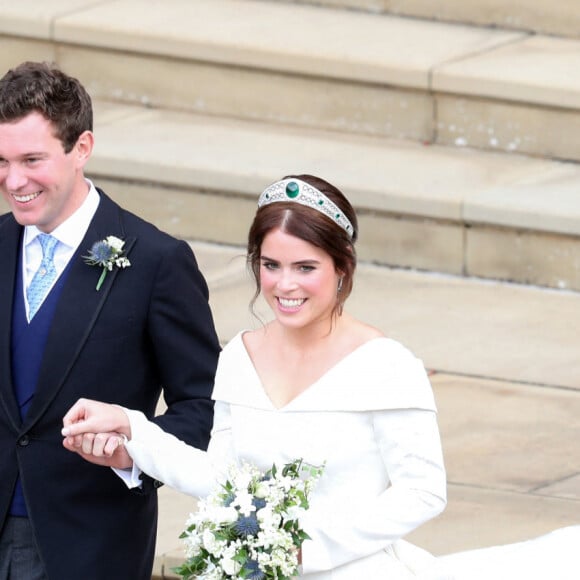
left=74, top=130, right=94, bottom=168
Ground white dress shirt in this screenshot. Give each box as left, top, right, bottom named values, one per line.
left=22, top=181, right=100, bottom=321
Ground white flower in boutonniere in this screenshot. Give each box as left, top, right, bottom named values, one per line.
left=83, top=235, right=131, bottom=291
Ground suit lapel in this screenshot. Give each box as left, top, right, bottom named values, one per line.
left=23, top=194, right=136, bottom=428
left=0, top=216, right=25, bottom=428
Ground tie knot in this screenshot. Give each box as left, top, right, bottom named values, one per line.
left=37, top=233, right=59, bottom=261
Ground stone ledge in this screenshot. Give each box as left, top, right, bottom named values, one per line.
left=433, top=35, right=580, bottom=110
left=285, top=0, right=580, bottom=39
left=51, top=0, right=521, bottom=91
left=86, top=101, right=580, bottom=237
left=3, top=0, right=579, bottom=111
left=0, top=0, right=102, bottom=38
left=435, top=94, right=580, bottom=161
left=466, top=226, right=580, bottom=292
left=0, top=0, right=525, bottom=92
left=2, top=99, right=579, bottom=289
left=464, top=164, right=580, bottom=235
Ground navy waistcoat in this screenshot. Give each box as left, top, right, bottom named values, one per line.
left=10, top=249, right=71, bottom=516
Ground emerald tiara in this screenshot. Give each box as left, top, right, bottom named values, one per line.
left=257, top=178, right=354, bottom=238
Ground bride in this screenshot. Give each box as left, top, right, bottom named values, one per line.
left=62, top=175, right=579, bottom=579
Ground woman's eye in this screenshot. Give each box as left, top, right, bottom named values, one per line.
left=262, top=262, right=278, bottom=270
left=299, top=265, right=315, bottom=272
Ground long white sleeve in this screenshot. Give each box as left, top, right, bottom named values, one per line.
left=300, top=408, right=447, bottom=574
left=124, top=401, right=233, bottom=497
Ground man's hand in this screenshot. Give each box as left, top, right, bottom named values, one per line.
left=62, top=431, right=134, bottom=469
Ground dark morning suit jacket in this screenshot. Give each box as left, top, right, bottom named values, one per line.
left=0, top=191, right=221, bottom=579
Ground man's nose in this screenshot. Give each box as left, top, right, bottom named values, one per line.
left=4, top=164, right=28, bottom=190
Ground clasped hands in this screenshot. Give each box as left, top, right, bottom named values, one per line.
left=61, top=398, right=134, bottom=469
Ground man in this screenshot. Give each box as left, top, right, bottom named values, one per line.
left=0, top=61, right=220, bottom=579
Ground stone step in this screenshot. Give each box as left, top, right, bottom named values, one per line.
left=3, top=100, right=577, bottom=291
left=1, top=0, right=580, bottom=161
left=281, top=0, right=580, bottom=38
left=91, top=102, right=580, bottom=291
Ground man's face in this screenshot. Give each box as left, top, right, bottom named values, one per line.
left=0, top=111, right=91, bottom=233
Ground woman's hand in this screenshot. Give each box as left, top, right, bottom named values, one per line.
left=62, top=398, right=131, bottom=437
left=62, top=398, right=134, bottom=468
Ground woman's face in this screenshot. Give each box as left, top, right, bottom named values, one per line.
left=259, top=228, right=340, bottom=331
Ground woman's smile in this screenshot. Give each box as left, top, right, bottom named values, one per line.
left=277, top=297, right=306, bottom=310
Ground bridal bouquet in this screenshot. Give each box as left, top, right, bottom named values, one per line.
left=174, top=459, right=324, bottom=579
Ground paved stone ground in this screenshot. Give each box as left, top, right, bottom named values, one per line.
left=153, top=241, right=580, bottom=577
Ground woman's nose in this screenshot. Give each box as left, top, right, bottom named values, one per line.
left=276, top=270, right=298, bottom=292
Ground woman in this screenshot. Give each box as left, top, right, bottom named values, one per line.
left=62, top=175, right=579, bottom=579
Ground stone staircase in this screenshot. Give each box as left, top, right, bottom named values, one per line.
left=0, top=0, right=579, bottom=291
left=1, top=2, right=580, bottom=578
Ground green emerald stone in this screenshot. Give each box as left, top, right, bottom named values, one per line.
left=317, top=199, right=324, bottom=206
left=285, top=181, right=300, bottom=199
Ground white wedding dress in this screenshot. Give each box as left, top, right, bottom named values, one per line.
left=123, top=332, right=580, bottom=579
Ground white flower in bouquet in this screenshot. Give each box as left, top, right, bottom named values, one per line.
left=209, top=507, right=239, bottom=526
left=232, top=489, right=256, bottom=517
left=202, top=528, right=226, bottom=556
left=220, top=543, right=243, bottom=576
left=175, top=458, right=324, bottom=580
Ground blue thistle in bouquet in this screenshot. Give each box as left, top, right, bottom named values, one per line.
left=175, top=459, right=324, bottom=579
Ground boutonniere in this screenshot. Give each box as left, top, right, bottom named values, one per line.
left=83, top=235, right=131, bottom=291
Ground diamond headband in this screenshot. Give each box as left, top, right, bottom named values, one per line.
left=257, top=178, right=354, bottom=238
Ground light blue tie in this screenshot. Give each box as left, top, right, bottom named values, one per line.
left=27, top=233, right=59, bottom=319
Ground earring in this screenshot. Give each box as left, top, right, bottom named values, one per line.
left=337, top=276, right=344, bottom=293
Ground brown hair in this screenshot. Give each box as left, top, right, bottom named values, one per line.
left=0, top=61, right=93, bottom=153
left=247, top=174, right=358, bottom=319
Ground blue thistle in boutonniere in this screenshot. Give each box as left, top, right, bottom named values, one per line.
left=83, top=235, right=131, bottom=291
left=175, top=459, right=324, bottom=580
